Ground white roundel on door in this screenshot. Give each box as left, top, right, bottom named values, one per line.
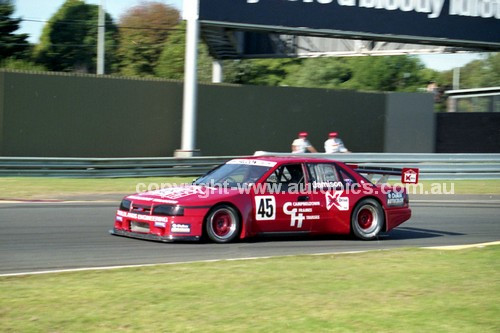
left=255, top=196, right=276, bottom=221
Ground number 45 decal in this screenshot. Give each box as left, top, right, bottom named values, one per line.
left=255, top=196, right=276, bottom=221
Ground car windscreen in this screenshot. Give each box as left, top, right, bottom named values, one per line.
left=194, top=162, right=272, bottom=187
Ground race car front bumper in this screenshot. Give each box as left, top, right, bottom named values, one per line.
left=109, top=228, right=201, bottom=242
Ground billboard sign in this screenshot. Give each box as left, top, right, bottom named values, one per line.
left=199, top=0, right=500, bottom=49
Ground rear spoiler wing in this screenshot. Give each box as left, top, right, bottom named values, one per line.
left=346, top=164, right=419, bottom=184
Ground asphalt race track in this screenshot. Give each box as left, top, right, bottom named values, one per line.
left=1, top=196, right=499, bottom=275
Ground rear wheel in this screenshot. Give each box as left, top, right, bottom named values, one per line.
left=205, top=205, right=241, bottom=243
left=351, top=198, right=384, bottom=240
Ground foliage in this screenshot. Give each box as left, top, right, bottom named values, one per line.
left=485, top=53, right=500, bottom=87
left=225, top=58, right=303, bottom=86
left=33, top=0, right=119, bottom=73
left=117, top=1, right=180, bottom=77
left=0, top=0, right=29, bottom=59
left=432, top=53, right=499, bottom=112
left=155, top=22, right=213, bottom=82
left=0, top=57, right=46, bottom=71
left=438, top=53, right=500, bottom=90
left=14, top=0, right=500, bottom=94
left=221, top=53, right=498, bottom=95
left=227, top=55, right=428, bottom=92
left=344, top=56, right=426, bottom=92
left=282, top=57, right=351, bottom=88
left=419, top=67, right=441, bottom=85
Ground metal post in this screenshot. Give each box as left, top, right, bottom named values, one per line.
left=453, top=67, right=460, bottom=90
left=97, top=0, right=105, bottom=75
left=212, top=60, right=223, bottom=83
left=448, top=97, right=457, bottom=112
left=176, top=0, right=200, bottom=157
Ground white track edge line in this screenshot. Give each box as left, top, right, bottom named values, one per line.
left=1, top=241, right=499, bottom=277
left=423, top=240, right=500, bottom=250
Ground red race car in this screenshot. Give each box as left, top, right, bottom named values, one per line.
left=110, top=156, right=418, bottom=243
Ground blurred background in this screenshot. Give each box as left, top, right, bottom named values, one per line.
left=1, top=1, right=499, bottom=157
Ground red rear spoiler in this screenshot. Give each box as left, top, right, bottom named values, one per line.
left=346, top=164, right=419, bottom=184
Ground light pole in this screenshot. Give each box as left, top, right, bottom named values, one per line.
left=212, top=60, right=223, bottom=83
left=97, top=0, right=105, bottom=75
left=176, top=0, right=200, bottom=157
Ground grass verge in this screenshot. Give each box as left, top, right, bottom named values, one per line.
left=1, top=178, right=499, bottom=200
left=398, top=179, right=500, bottom=195
left=1, top=246, right=499, bottom=332
left=0, top=177, right=194, bottom=199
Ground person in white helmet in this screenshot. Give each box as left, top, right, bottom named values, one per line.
left=324, top=132, right=349, bottom=153
left=291, top=132, right=317, bottom=153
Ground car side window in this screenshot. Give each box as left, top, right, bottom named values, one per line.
left=307, top=163, right=341, bottom=188
left=337, top=166, right=357, bottom=187
left=226, top=166, right=248, bottom=183
left=266, top=164, right=304, bottom=191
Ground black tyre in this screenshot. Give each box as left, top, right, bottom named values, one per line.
left=205, top=205, right=241, bottom=243
left=351, top=198, right=385, bottom=240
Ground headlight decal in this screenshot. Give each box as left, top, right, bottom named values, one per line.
left=119, top=199, right=131, bottom=211
left=152, top=205, right=184, bottom=216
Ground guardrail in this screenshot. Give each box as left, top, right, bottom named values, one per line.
left=0, top=156, right=232, bottom=178
left=256, top=152, right=500, bottom=180
left=0, top=153, right=499, bottom=179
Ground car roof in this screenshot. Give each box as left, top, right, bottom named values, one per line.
left=236, top=155, right=342, bottom=165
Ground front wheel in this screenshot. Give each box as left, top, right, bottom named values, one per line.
left=351, top=199, right=385, bottom=240
left=205, top=205, right=241, bottom=243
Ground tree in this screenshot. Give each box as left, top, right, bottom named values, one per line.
left=456, top=53, right=499, bottom=89
left=226, top=58, right=303, bottom=86
left=436, top=53, right=500, bottom=90
left=485, top=53, right=500, bottom=87
left=341, top=56, right=426, bottom=92
left=433, top=53, right=500, bottom=112
left=117, top=1, right=180, bottom=77
left=283, top=57, right=350, bottom=88
left=0, top=0, right=29, bottom=59
left=0, top=57, right=46, bottom=71
left=155, top=22, right=213, bottom=82
left=227, top=55, right=427, bottom=92
left=34, top=0, right=118, bottom=73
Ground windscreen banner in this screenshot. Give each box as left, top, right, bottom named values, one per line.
left=198, top=0, right=500, bottom=49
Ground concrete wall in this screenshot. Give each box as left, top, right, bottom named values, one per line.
left=1, top=72, right=183, bottom=157
left=0, top=70, right=435, bottom=157
left=197, top=85, right=389, bottom=155
left=436, top=113, right=500, bottom=153
left=385, top=92, right=435, bottom=153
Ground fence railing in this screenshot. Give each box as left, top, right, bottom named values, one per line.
left=0, top=153, right=499, bottom=179
left=256, top=152, right=500, bottom=180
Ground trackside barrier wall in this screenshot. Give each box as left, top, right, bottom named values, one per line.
left=0, top=153, right=499, bottom=179
left=0, top=70, right=434, bottom=157
left=436, top=113, right=500, bottom=153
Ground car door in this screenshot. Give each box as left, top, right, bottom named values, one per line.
left=253, top=163, right=317, bottom=234
left=307, top=162, right=352, bottom=234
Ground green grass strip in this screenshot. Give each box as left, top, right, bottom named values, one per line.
left=1, top=246, right=499, bottom=332
left=396, top=179, right=500, bottom=195
left=0, top=177, right=194, bottom=199
left=1, top=178, right=500, bottom=200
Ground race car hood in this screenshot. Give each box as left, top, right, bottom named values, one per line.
left=124, top=185, right=241, bottom=206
